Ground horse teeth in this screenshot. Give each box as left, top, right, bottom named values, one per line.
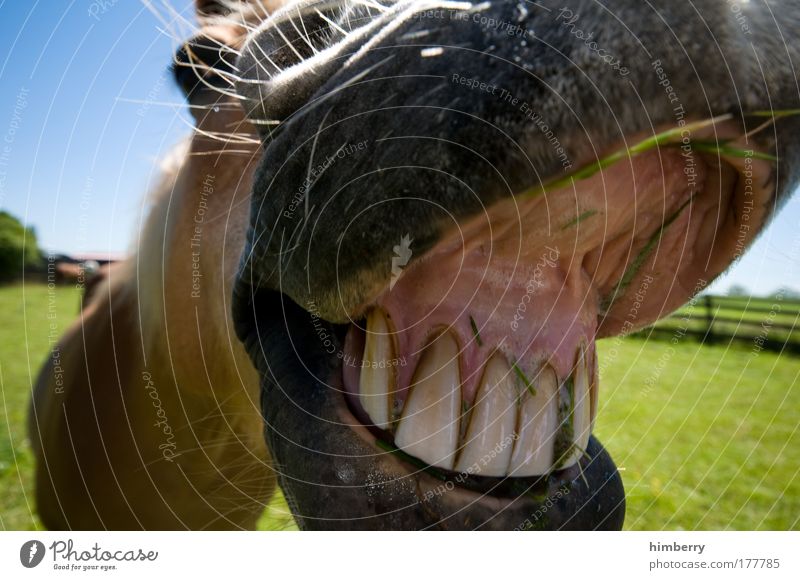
left=454, top=354, right=517, bottom=476
left=359, top=323, right=596, bottom=476
left=508, top=364, right=558, bottom=477
left=573, top=344, right=593, bottom=462
left=358, top=309, right=396, bottom=430
left=554, top=345, right=593, bottom=469
left=394, top=332, right=461, bottom=470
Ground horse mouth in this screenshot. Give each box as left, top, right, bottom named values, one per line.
left=234, top=286, right=626, bottom=530
left=233, top=120, right=775, bottom=530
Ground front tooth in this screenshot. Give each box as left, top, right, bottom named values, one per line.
left=454, top=354, right=517, bottom=476
left=394, top=332, right=461, bottom=469
left=509, top=365, right=558, bottom=477
left=358, top=309, right=396, bottom=430
left=572, top=344, right=592, bottom=461
left=555, top=345, right=593, bottom=469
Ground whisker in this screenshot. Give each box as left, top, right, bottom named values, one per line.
left=180, top=117, right=262, bottom=144
left=315, top=9, right=348, bottom=37
left=141, top=0, right=183, bottom=42
left=115, top=97, right=238, bottom=110
left=182, top=47, right=247, bottom=99
left=351, top=0, right=391, bottom=13
left=271, top=19, right=307, bottom=63
left=158, top=0, right=200, bottom=40
left=186, top=149, right=257, bottom=156
left=290, top=10, right=319, bottom=55
left=181, top=45, right=243, bottom=86
left=247, top=118, right=282, bottom=126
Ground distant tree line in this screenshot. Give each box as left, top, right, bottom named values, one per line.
left=727, top=284, right=800, bottom=300
left=0, top=210, right=43, bottom=282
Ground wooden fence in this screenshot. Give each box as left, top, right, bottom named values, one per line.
left=634, top=294, right=800, bottom=355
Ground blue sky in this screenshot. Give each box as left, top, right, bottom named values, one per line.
left=0, top=0, right=193, bottom=260
left=0, top=1, right=798, bottom=297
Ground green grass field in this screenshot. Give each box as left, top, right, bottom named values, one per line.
left=1, top=284, right=798, bottom=530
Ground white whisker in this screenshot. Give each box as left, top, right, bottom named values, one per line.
left=141, top=0, right=182, bottom=42
left=315, top=9, right=348, bottom=37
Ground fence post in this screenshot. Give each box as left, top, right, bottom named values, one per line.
left=704, top=295, right=715, bottom=345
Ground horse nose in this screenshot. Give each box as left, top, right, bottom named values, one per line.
left=234, top=0, right=800, bottom=323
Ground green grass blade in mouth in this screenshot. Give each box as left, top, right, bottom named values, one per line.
left=600, top=192, right=698, bottom=314
left=561, top=209, right=598, bottom=230
left=469, top=315, right=483, bottom=347
left=689, top=140, right=778, bottom=162
left=747, top=109, right=800, bottom=119
left=553, top=376, right=576, bottom=469
left=520, top=115, right=732, bottom=198
left=512, top=359, right=536, bottom=396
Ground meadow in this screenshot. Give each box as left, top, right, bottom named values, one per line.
left=1, top=283, right=797, bottom=530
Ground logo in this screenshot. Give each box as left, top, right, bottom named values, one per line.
left=390, top=234, right=413, bottom=290
left=20, top=540, right=46, bottom=568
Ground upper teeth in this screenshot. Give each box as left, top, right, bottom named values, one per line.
left=454, top=354, right=518, bottom=476
left=358, top=309, right=396, bottom=430
left=508, top=364, right=558, bottom=476
left=393, top=332, right=461, bottom=470
left=357, top=309, right=596, bottom=477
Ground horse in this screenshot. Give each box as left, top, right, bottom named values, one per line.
left=31, top=0, right=800, bottom=529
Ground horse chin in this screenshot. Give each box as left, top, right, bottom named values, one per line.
left=233, top=287, right=625, bottom=530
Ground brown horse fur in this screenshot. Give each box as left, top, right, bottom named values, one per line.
left=29, top=2, right=286, bottom=529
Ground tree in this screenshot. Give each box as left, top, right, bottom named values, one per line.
left=770, top=286, right=800, bottom=300
left=727, top=284, right=750, bottom=297
left=0, top=210, right=43, bottom=282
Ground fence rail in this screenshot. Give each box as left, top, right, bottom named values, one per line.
left=634, top=294, right=800, bottom=355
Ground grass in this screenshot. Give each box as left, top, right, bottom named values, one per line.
left=1, top=284, right=798, bottom=530
left=595, top=337, right=800, bottom=530
left=0, top=282, right=81, bottom=530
